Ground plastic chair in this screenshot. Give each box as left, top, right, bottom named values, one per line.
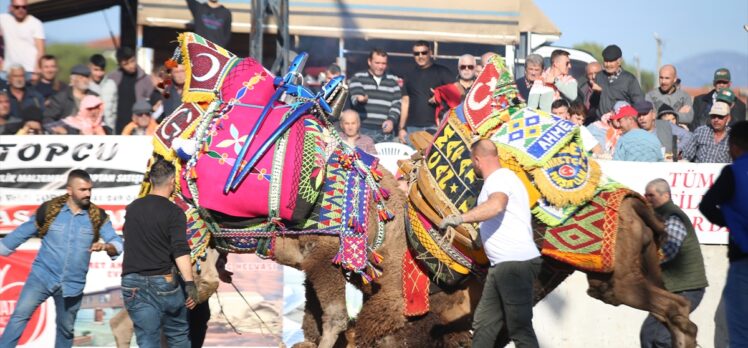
left=374, top=142, right=416, bottom=175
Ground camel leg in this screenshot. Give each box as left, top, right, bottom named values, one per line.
left=298, top=236, right=349, bottom=348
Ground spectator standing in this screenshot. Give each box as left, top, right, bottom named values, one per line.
left=578, top=62, right=602, bottom=122
left=0, top=90, right=10, bottom=133
left=186, top=0, right=232, bottom=47
left=0, top=170, right=123, bottom=347
left=0, top=0, right=44, bottom=76
left=398, top=40, right=453, bottom=143
left=515, top=53, right=544, bottom=102
left=88, top=54, right=118, bottom=130
left=46, top=95, right=110, bottom=135
left=433, top=54, right=476, bottom=122
left=699, top=120, right=748, bottom=347
left=33, top=54, right=67, bottom=100
left=43, top=64, right=98, bottom=123
left=439, top=139, right=541, bottom=347
left=122, top=100, right=158, bottom=135
left=692, top=68, right=746, bottom=131
left=121, top=160, right=198, bottom=347
left=528, top=49, right=577, bottom=112
left=640, top=179, right=708, bottom=347
left=108, top=47, right=155, bottom=134
left=7, top=64, right=43, bottom=117
left=683, top=102, right=732, bottom=163
left=594, top=45, right=644, bottom=116
left=645, top=65, right=694, bottom=125
left=610, top=105, right=663, bottom=162
left=348, top=48, right=402, bottom=142
left=339, top=109, right=377, bottom=155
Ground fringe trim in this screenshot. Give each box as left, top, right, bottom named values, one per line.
left=532, top=157, right=601, bottom=207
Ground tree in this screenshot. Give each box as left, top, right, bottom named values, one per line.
left=573, top=42, right=655, bottom=92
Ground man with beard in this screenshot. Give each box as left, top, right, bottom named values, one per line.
left=683, top=101, right=733, bottom=163
left=0, top=170, right=123, bottom=347
left=7, top=64, right=44, bottom=117
left=186, top=0, right=232, bottom=47
left=43, top=64, right=99, bottom=123
left=108, top=47, right=155, bottom=134
left=645, top=64, right=694, bottom=125
left=0, top=0, right=44, bottom=76
left=440, top=139, right=540, bottom=347
left=433, top=54, right=476, bottom=122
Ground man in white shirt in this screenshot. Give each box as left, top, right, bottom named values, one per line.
left=440, top=139, right=541, bottom=348
left=0, top=0, right=45, bottom=76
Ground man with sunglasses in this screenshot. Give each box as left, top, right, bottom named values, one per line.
left=527, top=49, right=577, bottom=113
left=683, top=101, right=733, bottom=163
left=433, top=54, right=476, bottom=123
left=398, top=40, right=453, bottom=144
left=0, top=0, right=45, bottom=78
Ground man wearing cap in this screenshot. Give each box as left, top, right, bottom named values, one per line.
left=683, top=101, right=732, bottom=163
left=122, top=100, right=158, bottom=136
left=645, top=64, right=694, bottom=125
left=635, top=100, right=693, bottom=157
left=43, top=64, right=99, bottom=123
left=610, top=104, right=663, bottom=162
left=692, top=68, right=747, bottom=131
left=594, top=45, right=645, bottom=117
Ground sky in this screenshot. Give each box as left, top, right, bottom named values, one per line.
left=2, top=0, right=747, bottom=74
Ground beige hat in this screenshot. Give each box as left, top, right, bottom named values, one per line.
left=709, top=102, right=730, bottom=117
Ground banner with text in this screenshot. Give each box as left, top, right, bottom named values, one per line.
left=0, top=136, right=152, bottom=233
left=597, top=160, right=728, bottom=244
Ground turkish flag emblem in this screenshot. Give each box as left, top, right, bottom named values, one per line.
left=463, top=62, right=500, bottom=131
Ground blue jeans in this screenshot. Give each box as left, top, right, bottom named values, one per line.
left=0, top=272, right=83, bottom=348
left=122, top=273, right=190, bottom=348
left=725, top=258, right=748, bottom=347
left=639, top=288, right=705, bottom=347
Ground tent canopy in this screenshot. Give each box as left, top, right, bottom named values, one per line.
left=27, top=0, right=560, bottom=45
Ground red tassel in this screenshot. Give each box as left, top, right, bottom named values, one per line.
left=379, top=187, right=390, bottom=200
left=332, top=253, right=343, bottom=265
left=371, top=251, right=384, bottom=264
left=165, top=58, right=178, bottom=69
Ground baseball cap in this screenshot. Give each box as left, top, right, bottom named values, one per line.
left=657, top=104, right=678, bottom=118
left=132, top=100, right=152, bottom=115
left=602, top=45, right=622, bottom=61
left=611, top=105, right=638, bottom=120
left=633, top=100, right=654, bottom=115
left=713, top=68, right=731, bottom=83
left=613, top=101, right=631, bottom=115
left=70, top=64, right=91, bottom=77
left=709, top=102, right=730, bottom=117
left=716, top=88, right=736, bottom=104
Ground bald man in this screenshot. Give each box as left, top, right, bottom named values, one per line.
left=433, top=54, right=476, bottom=122
left=475, top=51, right=498, bottom=76
left=339, top=109, right=378, bottom=155
left=439, top=139, right=540, bottom=347
left=640, top=178, right=707, bottom=347
left=646, top=64, right=694, bottom=125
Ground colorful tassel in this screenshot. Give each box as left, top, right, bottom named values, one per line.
left=332, top=253, right=343, bottom=265
left=371, top=251, right=384, bottom=264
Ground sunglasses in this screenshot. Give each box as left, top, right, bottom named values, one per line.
left=135, top=112, right=151, bottom=117
left=12, top=4, right=27, bottom=9
left=710, top=115, right=728, bottom=119
left=459, top=65, right=475, bottom=70
left=412, top=51, right=429, bottom=57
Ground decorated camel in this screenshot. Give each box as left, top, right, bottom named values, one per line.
left=116, top=33, right=695, bottom=348
left=112, top=32, right=408, bottom=348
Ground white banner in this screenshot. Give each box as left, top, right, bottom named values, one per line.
left=0, top=136, right=153, bottom=233
left=597, top=160, right=728, bottom=244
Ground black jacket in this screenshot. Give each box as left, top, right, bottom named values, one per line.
left=691, top=90, right=747, bottom=131
left=43, top=88, right=99, bottom=124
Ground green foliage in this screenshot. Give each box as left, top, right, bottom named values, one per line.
left=45, top=44, right=116, bottom=84
left=572, top=42, right=655, bottom=92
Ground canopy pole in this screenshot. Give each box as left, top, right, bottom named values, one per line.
left=250, top=0, right=264, bottom=62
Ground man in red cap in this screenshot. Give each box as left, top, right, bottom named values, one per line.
left=610, top=104, right=664, bottom=162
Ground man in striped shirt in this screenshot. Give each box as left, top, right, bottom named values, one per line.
left=349, top=48, right=402, bottom=142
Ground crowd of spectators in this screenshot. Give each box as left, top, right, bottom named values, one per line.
left=0, top=0, right=745, bottom=165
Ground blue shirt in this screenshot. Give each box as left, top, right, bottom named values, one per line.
left=0, top=204, right=123, bottom=297
left=613, top=128, right=664, bottom=162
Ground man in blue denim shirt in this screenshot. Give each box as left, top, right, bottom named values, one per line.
left=0, top=169, right=123, bottom=348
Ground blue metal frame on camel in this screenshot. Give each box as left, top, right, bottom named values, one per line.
left=223, top=52, right=310, bottom=193
left=228, top=75, right=345, bottom=191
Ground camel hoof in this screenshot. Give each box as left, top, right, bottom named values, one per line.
left=292, top=341, right=318, bottom=348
